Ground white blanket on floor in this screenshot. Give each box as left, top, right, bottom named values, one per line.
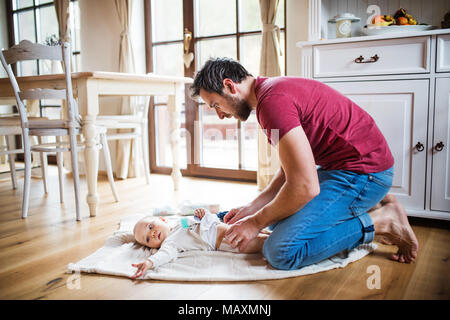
left=67, top=213, right=377, bottom=281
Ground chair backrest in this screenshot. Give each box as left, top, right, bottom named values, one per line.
left=0, top=40, right=78, bottom=127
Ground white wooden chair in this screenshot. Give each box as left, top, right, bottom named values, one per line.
left=96, top=96, right=151, bottom=184
left=0, top=40, right=119, bottom=220
left=0, top=119, right=23, bottom=189
left=0, top=113, right=54, bottom=192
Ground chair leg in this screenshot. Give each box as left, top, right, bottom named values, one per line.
left=141, top=123, right=151, bottom=184
left=56, top=136, right=64, bottom=203
left=100, top=133, right=120, bottom=202
left=69, top=131, right=81, bottom=221
left=22, top=129, right=32, bottom=219
left=133, top=136, right=140, bottom=179
left=38, top=136, right=48, bottom=194
left=5, top=135, right=17, bottom=189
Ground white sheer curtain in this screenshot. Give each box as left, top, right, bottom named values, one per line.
left=259, top=0, right=282, bottom=76
left=257, top=0, right=282, bottom=190
left=54, top=0, right=73, bottom=170
left=54, top=0, right=70, bottom=43
left=115, top=0, right=139, bottom=179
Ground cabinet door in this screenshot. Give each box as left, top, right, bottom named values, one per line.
left=431, top=78, right=450, bottom=212
left=325, top=80, right=429, bottom=210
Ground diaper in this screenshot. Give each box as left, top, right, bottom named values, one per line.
left=198, top=213, right=220, bottom=250
left=198, top=213, right=239, bottom=253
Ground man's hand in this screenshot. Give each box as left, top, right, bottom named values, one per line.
left=225, top=214, right=261, bottom=251
left=224, top=205, right=256, bottom=224
left=131, top=260, right=153, bottom=279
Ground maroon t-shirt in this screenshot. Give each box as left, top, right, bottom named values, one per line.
left=255, top=76, right=394, bottom=173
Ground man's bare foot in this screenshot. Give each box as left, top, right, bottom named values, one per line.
left=371, top=195, right=397, bottom=245
left=369, top=195, right=396, bottom=245
left=374, top=235, right=395, bottom=245
left=369, top=195, right=419, bottom=263
left=368, top=202, right=382, bottom=213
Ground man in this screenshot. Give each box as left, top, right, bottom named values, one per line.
left=190, top=58, right=419, bottom=270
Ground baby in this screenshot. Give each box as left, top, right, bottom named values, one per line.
left=131, top=208, right=269, bottom=279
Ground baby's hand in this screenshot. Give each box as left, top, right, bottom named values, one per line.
left=131, top=260, right=153, bottom=279
left=194, top=208, right=206, bottom=220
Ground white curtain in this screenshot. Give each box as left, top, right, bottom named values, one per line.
left=257, top=0, right=282, bottom=191
left=259, top=0, right=282, bottom=76
left=54, top=0, right=71, bottom=74
left=115, top=0, right=139, bottom=179
left=54, top=0, right=70, bottom=43
left=54, top=0, right=73, bottom=171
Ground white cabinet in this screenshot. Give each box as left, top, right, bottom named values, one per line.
left=325, top=80, right=429, bottom=210
left=431, top=78, right=450, bottom=212
left=314, top=36, right=430, bottom=78
left=297, top=31, right=450, bottom=220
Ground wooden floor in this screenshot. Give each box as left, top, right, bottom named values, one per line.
left=0, top=165, right=449, bottom=300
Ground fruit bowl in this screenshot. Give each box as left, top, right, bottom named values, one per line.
left=361, top=7, right=438, bottom=36
left=361, top=24, right=437, bottom=36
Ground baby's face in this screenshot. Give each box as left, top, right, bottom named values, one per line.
left=134, top=217, right=171, bottom=248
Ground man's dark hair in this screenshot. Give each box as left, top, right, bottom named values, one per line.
left=190, top=57, right=252, bottom=98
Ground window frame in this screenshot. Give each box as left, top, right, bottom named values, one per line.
left=145, top=0, right=286, bottom=182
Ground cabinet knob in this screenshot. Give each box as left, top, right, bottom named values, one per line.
left=415, top=142, right=424, bottom=152
left=434, top=141, right=444, bottom=152
left=354, top=54, right=379, bottom=63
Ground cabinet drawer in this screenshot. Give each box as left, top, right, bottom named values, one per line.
left=313, top=36, right=430, bottom=78
left=436, top=34, right=450, bottom=72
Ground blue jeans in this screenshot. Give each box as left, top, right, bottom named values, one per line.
left=257, top=167, right=394, bottom=270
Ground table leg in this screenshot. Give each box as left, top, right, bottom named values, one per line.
left=78, top=80, right=100, bottom=217
left=84, top=116, right=100, bottom=216
left=167, top=83, right=183, bottom=191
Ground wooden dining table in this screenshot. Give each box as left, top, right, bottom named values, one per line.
left=0, top=71, right=193, bottom=218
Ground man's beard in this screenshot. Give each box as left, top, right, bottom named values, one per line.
left=224, top=94, right=252, bottom=121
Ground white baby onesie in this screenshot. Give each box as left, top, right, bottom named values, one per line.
left=147, top=213, right=236, bottom=269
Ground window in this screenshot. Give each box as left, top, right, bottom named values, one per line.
left=147, top=0, right=286, bottom=181
left=9, top=0, right=81, bottom=119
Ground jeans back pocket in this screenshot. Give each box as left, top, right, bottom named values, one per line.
left=368, top=167, right=394, bottom=189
